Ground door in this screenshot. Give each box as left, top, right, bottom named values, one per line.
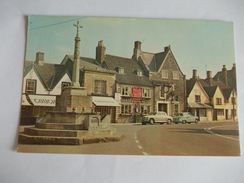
left=225, top=109, right=228, bottom=120
left=213, top=109, right=218, bottom=121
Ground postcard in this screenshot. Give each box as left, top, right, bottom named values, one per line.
left=18, top=16, right=240, bottom=156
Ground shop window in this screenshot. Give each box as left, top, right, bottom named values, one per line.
left=174, top=104, right=179, bottom=116
left=94, top=80, right=106, bottom=95
left=141, top=105, right=150, bottom=114
left=231, top=109, right=236, bottom=116
left=195, top=95, right=201, bottom=102
left=199, top=109, right=206, bottom=117
left=217, top=109, right=224, bottom=116
left=121, top=105, right=132, bottom=114
left=216, top=98, right=222, bottom=105
left=26, top=79, right=36, bottom=94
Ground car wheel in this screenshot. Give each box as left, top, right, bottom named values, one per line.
left=195, top=119, right=198, bottom=124
left=182, top=120, right=186, bottom=124
left=167, top=119, right=172, bottom=124
left=149, top=118, right=154, bottom=125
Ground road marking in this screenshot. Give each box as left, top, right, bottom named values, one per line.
left=138, top=145, right=143, bottom=149
left=204, top=125, right=239, bottom=142
left=135, top=140, right=139, bottom=143
left=142, top=152, right=148, bottom=155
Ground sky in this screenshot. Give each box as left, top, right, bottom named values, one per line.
left=26, top=16, right=235, bottom=79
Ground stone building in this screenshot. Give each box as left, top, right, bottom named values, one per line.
left=60, top=55, right=119, bottom=122
left=187, top=69, right=237, bottom=121
left=96, top=41, right=154, bottom=123
left=132, top=41, right=187, bottom=116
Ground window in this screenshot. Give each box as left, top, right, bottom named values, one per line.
left=231, top=109, right=236, bottom=116
left=195, top=95, right=201, bottom=102
left=173, top=71, right=179, bottom=80
left=122, top=87, right=130, bottom=96
left=137, top=70, right=142, bottom=76
left=174, top=104, right=179, bottom=116
left=216, top=98, right=222, bottom=105
left=161, top=70, right=168, bottom=79
left=140, top=105, right=150, bottom=114
left=199, top=109, right=206, bottom=117
left=143, top=88, right=150, bottom=98
left=62, top=82, right=71, bottom=90
left=217, top=109, right=224, bottom=116
left=121, top=105, right=132, bottom=114
left=26, top=79, right=36, bottom=94
left=118, top=67, right=124, bottom=74
left=94, top=80, right=106, bottom=95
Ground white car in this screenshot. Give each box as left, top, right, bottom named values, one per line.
left=141, top=112, right=173, bottom=125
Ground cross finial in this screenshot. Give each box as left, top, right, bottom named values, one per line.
left=73, top=21, right=83, bottom=37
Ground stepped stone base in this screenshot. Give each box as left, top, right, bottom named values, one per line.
left=18, top=133, right=124, bottom=145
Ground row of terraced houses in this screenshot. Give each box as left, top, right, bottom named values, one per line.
left=21, top=40, right=237, bottom=124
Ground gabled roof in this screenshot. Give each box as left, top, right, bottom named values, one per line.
left=222, top=88, right=233, bottom=100
left=104, top=54, right=153, bottom=87
left=24, top=61, right=71, bottom=90
left=203, top=86, right=218, bottom=98
left=140, top=49, right=169, bottom=72
left=186, top=79, right=197, bottom=96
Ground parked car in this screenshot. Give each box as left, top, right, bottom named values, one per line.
left=141, top=112, right=173, bottom=125
left=173, top=112, right=199, bottom=124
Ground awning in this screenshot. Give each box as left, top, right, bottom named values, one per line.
left=28, top=95, right=56, bottom=107
left=188, top=102, right=212, bottom=109
left=92, top=96, right=120, bottom=107
left=22, top=94, right=31, bottom=106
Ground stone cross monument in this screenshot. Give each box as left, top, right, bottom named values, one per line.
left=72, top=21, right=83, bottom=87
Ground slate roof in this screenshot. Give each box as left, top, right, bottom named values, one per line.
left=140, top=49, right=169, bottom=72
left=186, top=79, right=197, bottom=96
left=24, top=61, right=71, bottom=90
left=104, top=54, right=153, bottom=87
left=203, top=86, right=218, bottom=98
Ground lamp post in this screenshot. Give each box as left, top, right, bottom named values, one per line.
left=231, top=91, right=235, bottom=122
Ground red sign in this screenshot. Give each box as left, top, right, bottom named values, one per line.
left=132, top=88, right=142, bottom=100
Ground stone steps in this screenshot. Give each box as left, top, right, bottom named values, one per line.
left=35, top=122, right=84, bottom=130
left=24, top=127, right=116, bottom=138
left=18, top=133, right=125, bottom=145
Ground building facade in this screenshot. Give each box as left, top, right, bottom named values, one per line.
left=132, top=41, right=187, bottom=116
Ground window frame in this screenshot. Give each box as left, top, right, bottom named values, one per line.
left=94, top=80, right=107, bottom=95
left=26, top=79, right=37, bottom=94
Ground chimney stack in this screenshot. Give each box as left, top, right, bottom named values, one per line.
left=35, top=52, right=44, bottom=65
left=206, top=71, right=213, bottom=86
left=164, top=45, right=171, bottom=52
left=133, top=41, right=142, bottom=60
left=96, top=40, right=106, bottom=65
left=222, top=65, right=228, bottom=86
left=192, top=69, right=198, bottom=79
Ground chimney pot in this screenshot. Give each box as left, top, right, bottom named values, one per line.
left=207, top=71, right=212, bottom=79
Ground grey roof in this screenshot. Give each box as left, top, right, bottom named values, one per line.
left=104, top=54, right=153, bottom=87
left=24, top=61, right=71, bottom=90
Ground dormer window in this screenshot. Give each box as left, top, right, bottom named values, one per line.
left=135, top=70, right=142, bottom=76
left=116, top=67, right=125, bottom=74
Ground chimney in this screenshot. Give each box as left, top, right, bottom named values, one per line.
left=232, top=63, right=236, bottom=79
left=192, top=69, right=198, bottom=79
left=133, top=41, right=142, bottom=60
left=164, top=45, right=171, bottom=52
left=35, top=52, right=44, bottom=65
left=222, top=65, right=228, bottom=85
left=206, top=71, right=213, bottom=86
left=96, top=40, right=106, bottom=65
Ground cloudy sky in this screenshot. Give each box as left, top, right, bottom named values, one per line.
left=26, top=16, right=235, bottom=79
